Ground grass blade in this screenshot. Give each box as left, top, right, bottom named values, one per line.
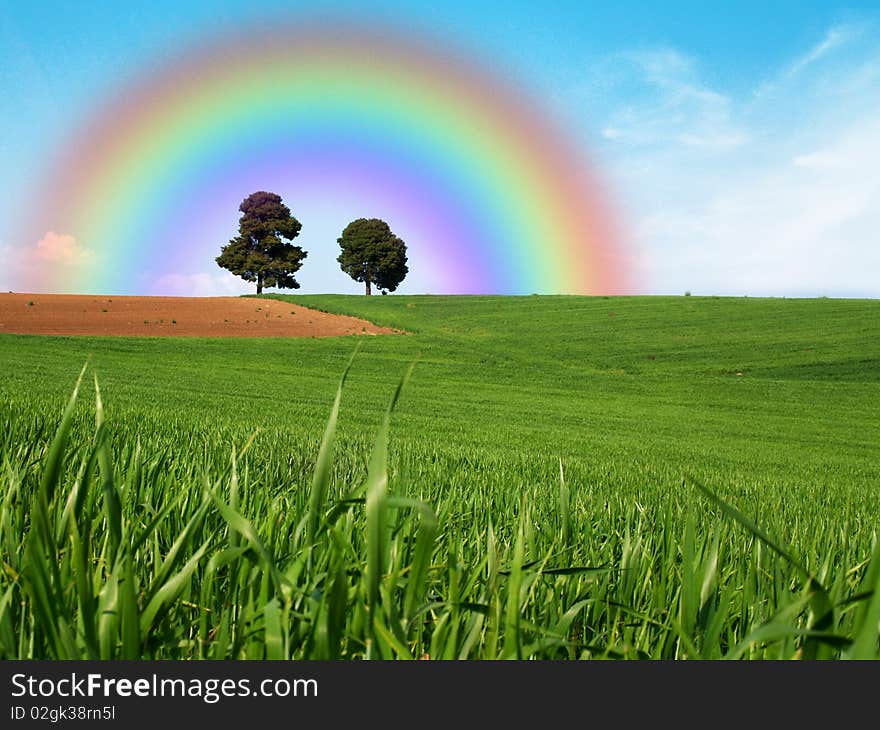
left=689, top=476, right=835, bottom=659
left=307, top=346, right=359, bottom=545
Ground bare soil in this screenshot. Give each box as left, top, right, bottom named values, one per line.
left=0, top=293, right=396, bottom=338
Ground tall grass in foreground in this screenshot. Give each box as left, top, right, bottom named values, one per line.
left=1, top=362, right=878, bottom=659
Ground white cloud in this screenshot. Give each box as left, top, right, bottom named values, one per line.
left=33, top=231, right=93, bottom=263
left=638, top=116, right=880, bottom=296
left=576, top=47, right=748, bottom=152
left=150, top=271, right=251, bottom=297
left=0, top=231, right=94, bottom=292
left=585, top=23, right=880, bottom=297
left=787, top=25, right=858, bottom=77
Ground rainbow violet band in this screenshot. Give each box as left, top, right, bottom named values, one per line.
left=22, top=23, right=630, bottom=295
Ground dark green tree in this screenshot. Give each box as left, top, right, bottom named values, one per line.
left=216, top=191, right=306, bottom=294
left=337, top=218, right=408, bottom=295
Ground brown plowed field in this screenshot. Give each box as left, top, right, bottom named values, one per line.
left=0, top=293, right=396, bottom=338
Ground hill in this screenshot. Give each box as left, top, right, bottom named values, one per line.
left=1, top=294, right=878, bottom=659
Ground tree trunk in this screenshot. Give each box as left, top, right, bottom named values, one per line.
left=257, top=273, right=263, bottom=295
left=365, top=276, right=371, bottom=296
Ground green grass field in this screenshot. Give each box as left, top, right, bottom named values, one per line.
left=1, top=294, right=879, bottom=659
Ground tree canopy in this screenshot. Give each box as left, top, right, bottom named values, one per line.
left=216, top=191, right=306, bottom=294
left=337, top=218, right=408, bottom=295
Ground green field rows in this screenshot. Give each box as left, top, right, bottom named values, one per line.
left=1, top=294, right=878, bottom=658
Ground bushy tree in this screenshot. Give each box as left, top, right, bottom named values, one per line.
left=337, top=218, right=408, bottom=295
left=216, top=191, right=306, bottom=294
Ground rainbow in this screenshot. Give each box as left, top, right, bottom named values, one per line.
left=20, top=23, right=630, bottom=295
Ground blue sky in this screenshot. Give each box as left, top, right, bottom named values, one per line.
left=2, top=1, right=879, bottom=296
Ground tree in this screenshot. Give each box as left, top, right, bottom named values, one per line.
left=216, top=191, right=306, bottom=294
left=337, top=218, right=408, bottom=295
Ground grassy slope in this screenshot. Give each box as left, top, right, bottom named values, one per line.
left=1, top=294, right=879, bottom=658
left=275, top=294, right=880, bottom=481
left=4, top=294, right=876, bottom=490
